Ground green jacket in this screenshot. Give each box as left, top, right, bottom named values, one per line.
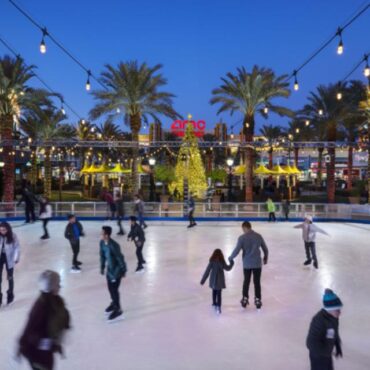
left=100, top=239, right=127, bottom=281
left=266, top=200, right=276, bottom=212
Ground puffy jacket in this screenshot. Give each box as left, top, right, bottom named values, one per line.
left=0, top=234, right=20, bottom=269
left=64, top=221, right=84, bottom=242
left=39, top=204, right=52, bottom=219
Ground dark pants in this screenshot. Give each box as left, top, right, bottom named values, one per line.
left=305, top=242, right=318, bottom=263
left=309, top=354, right=333, bottom=370
left=70, top=240, right=80, bottom=267
left=243, top=268, right=262, bottom=299
left=212, top=289, right=222, bottom=307
left=25, top=203, right=36, bottom=223
left=138, top=213, right=147, bottom=228
left=188, top=210, right=195, bottom=225
left=117, top=216, right=124, bottom=234
left=284, top=211, right=289, bottom=220
left=107, top=276, right=122, bottom=310
left=268, top=212, right=276, bottom=221
left=0, top=253, right=14, bottom=299
left=109, top=203, right=116, bottom=219
left=135, top=241, right=145, bottom=268
left=42, top=219, right=50, bottom=237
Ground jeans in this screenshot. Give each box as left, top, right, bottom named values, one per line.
left=243, top=268, right=262, bottom=299
left=107, top=276, right=122, bottom=310
left=212, top=289, right=222, bottom=307
left=0, top=252, right=14, bottom=298
left=268, top=212, right=276, bottom=221
left=70, top=240, right=80, bottom=267
left=188, top=210, right=195, bottom=225
left=309, top=354, right=333, bottom=370
left=305, top=242, right=318, bottom=263
left=42, top=219, right=50, bottom=237
left=135, top=241, right=145, bottom=268
left=25, top=203, right=36, bottom=223
left=137, top=213, right=147, bottom=228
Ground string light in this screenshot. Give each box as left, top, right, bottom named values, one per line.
left=61, top=100, right=66, bottom=116
left=305, top=120, right=310, bottom=126
left=116, top=108, right=121, bottom=113
left=336, top=28, right=344, bottom=55
left=364, top=55, right=370, bottom=77
left=336, top=92, right=342, bottom=100
left=263, top=106, right=269, bottom=114
left=85, top=70, right=91, bottom=91
left=318, top=109, right=323, bottom=116
left=39, top=28, right=47, bottom=54
left=293, top=71, right=299, bottom=91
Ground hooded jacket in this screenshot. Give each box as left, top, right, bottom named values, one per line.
left=0, top=233, right=20, bottom=269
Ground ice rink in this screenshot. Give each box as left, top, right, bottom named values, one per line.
left=0, top=220, right=369, bottom=370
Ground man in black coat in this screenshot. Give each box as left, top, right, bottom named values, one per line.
left=17, top=185, right=36, bottom=223
left=306, top=289, right=343, bottom=370
left=127, top=216, right=146, bottom=273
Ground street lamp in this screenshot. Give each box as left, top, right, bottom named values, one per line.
left=149, top=157, right=156, bottom=201
left=226, top=157, right=234, bottom=201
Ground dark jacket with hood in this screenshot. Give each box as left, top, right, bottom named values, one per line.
left=200, top=260, right=234, bottom=290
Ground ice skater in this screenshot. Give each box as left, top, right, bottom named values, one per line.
left=64, top=214, right=85, bottom=273
left=17, top=183, right=37, bottom=223
left=200, top=249, right=234, bottom=314
left=39, top=197, right=52, bottom=239
left=115, top=192, right=125, bottom=235
left=187, top=193, right=197, bottom=228
left=281, top=199, right=290, bottom=221
left=127, top=216, right=146, bottom=273
left=100, top=226, right=127, bottom=322
left=306, top=288, right=343, bottom=370
left=266, top=197, right=276, bottom=222
left=294, top=215, right=329, bottom=269
left=134, top=194, right=147, bottom=229
left=18, top=270, right=70, bottom=370
left=0, top=222, right=20, bottom=306
left=228, top=221, right=268, bottom=309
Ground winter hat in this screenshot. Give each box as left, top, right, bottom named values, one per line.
left=323, top=289, right=343, bottom=311
left=305, top=214, right=313, bottom=222
left=38, top=270, right=61, bottom=293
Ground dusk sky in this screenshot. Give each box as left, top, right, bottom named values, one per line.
left=1, top=0, right=369, bottom=134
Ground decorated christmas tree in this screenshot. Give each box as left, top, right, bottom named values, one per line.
left=169, top=123, right=207, bottom=198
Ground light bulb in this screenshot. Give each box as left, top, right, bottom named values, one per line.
left=305, top=120, right=310, bottom=126
left=293, top=71, right=299, bottom=91
left=336, top=92, right=342, bottom=100
left=337, top=39, right=343, bottom=55
left=364, top=63, right=370, bottom=77
left=318, top=109, right=323, bottom=116
left=116, top=108, right=121, bottom=113
left=295, top=128, right=300, bottom=134
left=85, top=71, right=91, bottom=91
left=61, top=106, right=66, bottom=115
left=40, top=38, right=46, bottom=54
left=263, top=106, right=269, bottom=114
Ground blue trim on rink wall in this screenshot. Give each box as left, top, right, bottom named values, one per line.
left=1, top=216, right=370, bottom=224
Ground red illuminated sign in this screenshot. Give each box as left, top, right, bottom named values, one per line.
left=171, top=119, right=206, bottom=137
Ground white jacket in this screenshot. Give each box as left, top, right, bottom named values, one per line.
left=294, top=222, right=328, bottom=242
left=0, top=234, right=20, bottom=269
left=39, top=204, right=52, bottom=219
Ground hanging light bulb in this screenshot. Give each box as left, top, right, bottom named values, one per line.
left=61, top=100, right=66, bottom=115
left=295, top=128, right=300, bottom=134
left=293, top=70, right=299, bottom=91
left=85, top=70, right=91, bottom=91
left=336, top=28, right=343, bottom=55
left=318, top=109, right=323, bottom=116
left=263, top=106, right=269, bottom=114
left=39, top=28, right=48, bottom=54
left=336, top=92, right=342, bottom=100
left=364, top=55, right=370, bottom=77
left=116, top=108, right=121, bottom=113
left=305, top=120, right=310, bottom=126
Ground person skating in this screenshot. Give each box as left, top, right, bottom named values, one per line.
left=134, top=194, right=147, bottom=229
left=100, top=226, right=127, bottom=322
left=294, top=215, right=329, bottom=269
left=187, top=193, right=197, bottom=228
left=200, top=249, right=234, bottom=315
left=64, top=214, right=85, bottom=273
left=101, top=188, right=116, bottom=220
left=18, top=270, right=70, bottom=370
left=306, top=289, right=343, bottom=370
left=39, top=197, right=52, bottom=239
left=0, top=222, right=20, bottom=306
left=281, top=199, right=290, bottom=221
left=115, top=192, right=125, bottom=235
left=228, top=221, right=268, bottom=309
left=266, top=197, right=276, bottom=222
left=127, top=216, right=146, bottom=272
left=17, top=183, right=37, bottom=223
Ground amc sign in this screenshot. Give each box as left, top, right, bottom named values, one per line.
left=171, top=119, right=206, bottom=137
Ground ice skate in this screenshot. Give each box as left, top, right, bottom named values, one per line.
left=105, top=302, right=115, bottom=315
left=303, top=259, right=312, bottom=266
left=135, top=266, right=145, bottom=273
left=7, top=293, right=14, bottom=306
left=216, top=306, right=222, bottom=315
left=313, top=261, right=319, bottom=269
left=70, top=266, right=81, bottom=273
left=255, top=298, right=262, bottom=310
left=240, top=297, right=249, bottom=308
left=107, top=309, right=124, bottom=323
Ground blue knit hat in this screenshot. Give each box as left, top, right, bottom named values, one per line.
left=323, top=289, right=343, bottom=310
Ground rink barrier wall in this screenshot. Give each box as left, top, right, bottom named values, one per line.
left=1, top=202, right=369, bottom=224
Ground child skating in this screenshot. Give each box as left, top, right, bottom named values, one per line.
left=200, top=249, right=234, bottom=314
left=64, top=214, right=85, bottom=273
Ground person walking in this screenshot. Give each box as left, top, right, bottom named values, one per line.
left=266, top=197, right=276, bottom=222
left=228, top=221, right=268, bottom=309
left=0, top=222, right=20, bottom=306
left=294, top=215, right=329, bottom=269
left=281, top=199, right=290, bottom=221
left=134, top=194, right=147, bottom=229
left=39, top=197, right=52, bottom=240
left=127, top=216, right=146, bottom=273
left=17, top=184, right=37, bottom=223
left=187, top=193, right=197, bottom=228
left=18, top=270, right=70, bottom=370
left=64, top=214, right=85, bottom=273
left=306, top=289, right=343, bottom=370
left=100, top=226, right=127, bottom=322
left=115, top=192, right=125, bottom=235
left=200, top=249, right=234, bottom=314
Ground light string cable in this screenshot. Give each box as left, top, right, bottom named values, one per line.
left=0, top=35, right=83, bottom=120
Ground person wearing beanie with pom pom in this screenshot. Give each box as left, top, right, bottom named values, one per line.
left=18, top=270, right=70, bottom=370
left=306, top=288, right=343, bottom=370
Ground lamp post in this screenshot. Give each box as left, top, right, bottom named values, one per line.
left=148, top=157, right=156, bottom=201
left=226, top=157, right=234, bottom=202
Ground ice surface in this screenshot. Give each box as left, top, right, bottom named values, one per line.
left=0, top=220, right=369, bottom=370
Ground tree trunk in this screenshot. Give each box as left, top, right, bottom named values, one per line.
left=130, top=114, right=141, bottom=196
left=243, top=114, right=255, bottom=202
left=326, top=121, right=336, bottom=204
left=317, top=147, right=324, bottom=187
left=268, top=148, right=273, bottom=169
left=294, top=147, right=299, bottom=167
left=44, top=148, right=52, bottom=199
left=1, top=114, right=15, bottom=204
left=347, top=146, right=353, bottom=191
left=31, top=148, right=38, bottom=191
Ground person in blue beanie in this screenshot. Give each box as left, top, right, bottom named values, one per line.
left=306, top=288, right=343, bottom=370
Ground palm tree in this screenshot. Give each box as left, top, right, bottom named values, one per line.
left=310, top=118, right=327, bottom=187
left=259, top=124, right=282, bottom=168
left=300, top=83, right=348, bottom=203
left=0, top=55, right=35, bottom=202
left=90, top=61, right=181, bottom=194
left=210, top=66, right=292, bottom=201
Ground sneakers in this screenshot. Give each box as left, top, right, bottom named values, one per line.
left=240, top=297, right=249, bottom=308
left=255, top=298, right=262, bottom=309
left=303, top=259, right=312, bottom=266
left=70, top=266, right=81, bottom=273
left=313, top=261, right=319, bottom=269
left=107, top=309, right=124, bottom=322
left=105, top=303, right=116, bottom=314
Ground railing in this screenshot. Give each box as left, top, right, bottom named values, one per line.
left=0, top=202, right=370, bottom=222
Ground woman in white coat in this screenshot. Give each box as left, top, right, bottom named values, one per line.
left=0, top=221, right=20, bottom=306
left=39, top=197, right=52, bottom=240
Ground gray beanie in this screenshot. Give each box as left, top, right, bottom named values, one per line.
left=38, top=270, right=61, bottom=293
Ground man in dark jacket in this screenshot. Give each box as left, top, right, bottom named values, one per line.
left=127, top=216, right=146, bottom=273
left=100, top=226, right=127, bottom=322
left=64, top=215, right=84, bottom=273
left=17, top=185, right=36, bottom=223
left=229, top=221, right=268, bottom=309
left=306, top=289, right=343, bottom=370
